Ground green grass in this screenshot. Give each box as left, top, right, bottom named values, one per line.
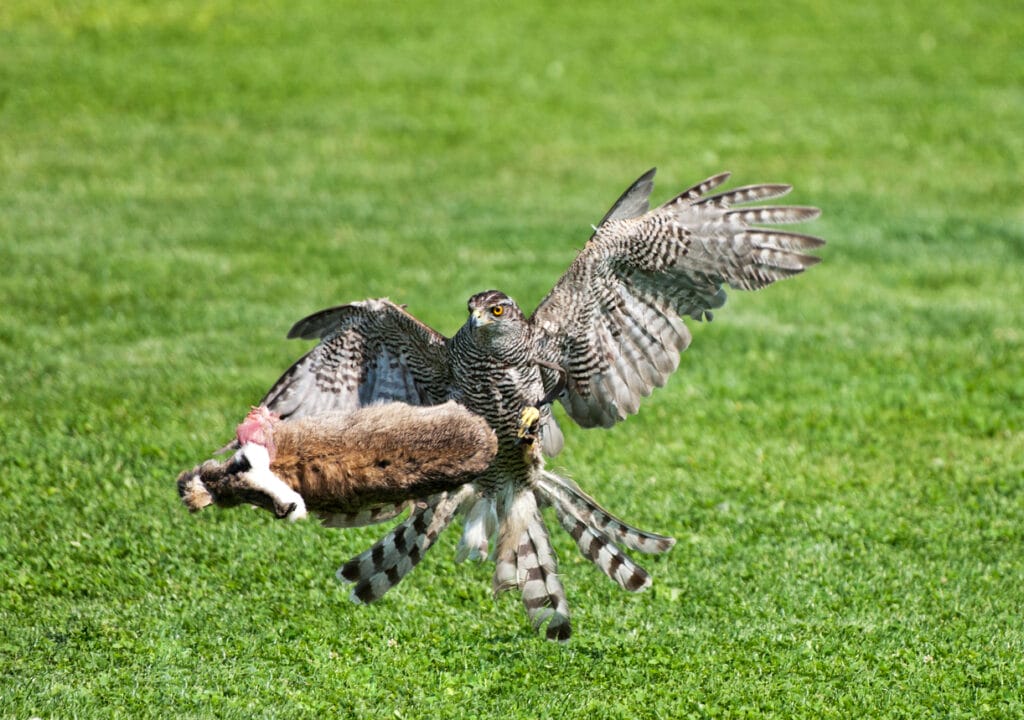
left=1, top=1, right=1022, bottom=717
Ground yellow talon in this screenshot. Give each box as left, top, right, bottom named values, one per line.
left=517, top=406, right=541, bottom=438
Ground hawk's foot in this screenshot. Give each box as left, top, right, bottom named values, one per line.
left=516, top=405, right=541, bottom=445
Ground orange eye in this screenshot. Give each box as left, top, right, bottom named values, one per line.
left=491, top=306, right=504, bottom=317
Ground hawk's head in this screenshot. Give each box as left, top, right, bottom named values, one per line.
left=466, top=290, right=524, bottom=330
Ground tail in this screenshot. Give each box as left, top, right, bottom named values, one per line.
left=337, top=486, right=472, bottom=602
left=492, top=489, right=571, bottom=642
left=536, top=470, right=675, bottom=554
left=535, top=470, right=675, bottom=592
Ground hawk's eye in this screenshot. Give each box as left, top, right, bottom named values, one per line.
left=491, top=306, right=504, bottom=317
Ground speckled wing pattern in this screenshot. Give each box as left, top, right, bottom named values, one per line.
left=259, top=298, right=452, bottom=420
left=529, top=169, right=824, bottom=428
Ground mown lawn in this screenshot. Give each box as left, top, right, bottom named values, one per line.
left=1, top=1, right=1021, bottom=718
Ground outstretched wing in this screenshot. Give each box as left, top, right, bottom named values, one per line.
left=529, top=169, right=824, bottom=428
left=260, top=298, right=451, bottom=419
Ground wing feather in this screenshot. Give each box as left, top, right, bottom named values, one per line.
left=593, top=167, right=657, bottom=227
left=259, top=299, right=451, bottom=420
left=703, top=183, right=792, bottom=205
left=530, top=170, right=823, bottom=428
left=663, top=171, right=732, bottom=206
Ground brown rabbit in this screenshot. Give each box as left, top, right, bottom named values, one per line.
left=177, top=402, right=496, bottom=526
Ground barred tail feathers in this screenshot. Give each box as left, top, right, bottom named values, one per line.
left=535, top=470, right=675, bottom=593
left=537, top=470, right=675, bottom=554
left=493, top=489, right=571, bottom=641
left=554, top=509, right=652, bottom=592
left=338, top=487, right=472, bottom=603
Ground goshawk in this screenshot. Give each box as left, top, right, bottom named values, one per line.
left=258, top=168, right=824, bottom=640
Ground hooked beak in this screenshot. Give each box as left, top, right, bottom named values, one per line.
left=469, top=308, right=491, bottom=329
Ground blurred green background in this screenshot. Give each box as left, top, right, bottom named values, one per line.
left=1, top=1, right=1021, bottom=718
